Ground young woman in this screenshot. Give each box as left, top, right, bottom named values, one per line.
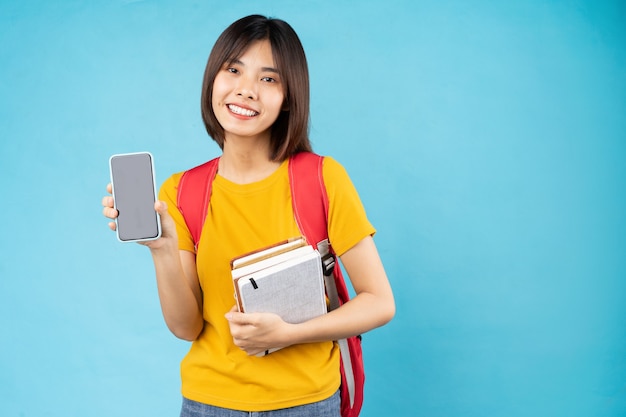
left=102, top=15, right=395, bottom=417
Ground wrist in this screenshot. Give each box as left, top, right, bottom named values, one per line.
left=147, top=238, right=179, bottom=257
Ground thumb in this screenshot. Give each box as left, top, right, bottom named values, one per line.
left=155, top=200, right=174, bottom=227
left=154, top=200, right=169, bottom=215
left=225, top=307, right=249, bottom=324
left=153, top=200, right=177, bottom=239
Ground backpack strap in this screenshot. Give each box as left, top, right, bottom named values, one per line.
left=176, top=157, right=219, bottom=251
left=288, top=152, right=352, bottom=309
left=288, top=152, right=361, bottom=414
left=288, top=152, right=328, bottom=247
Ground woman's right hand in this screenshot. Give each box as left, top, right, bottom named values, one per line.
left=101, top=183, right=178, bottom=251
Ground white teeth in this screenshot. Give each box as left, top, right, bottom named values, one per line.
left=228, top=104, right=258, bottom=117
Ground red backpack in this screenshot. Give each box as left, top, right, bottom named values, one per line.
left=176, top=151, right=365, bottom=417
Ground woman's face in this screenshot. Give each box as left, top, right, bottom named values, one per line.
left=211, top=39, right=285, bottom=143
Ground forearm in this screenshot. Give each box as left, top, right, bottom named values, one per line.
left=287, top=290, right=395, bottom=345
left=225, top=237, right=395, bottom=355
left=151, top=247, right=204, bottom=341
left=286, top=236, right=395, bottom=345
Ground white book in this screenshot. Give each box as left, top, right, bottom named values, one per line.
left=231, top=244, right=315, bottom=280
left=231, top=237, right=307, bottom=270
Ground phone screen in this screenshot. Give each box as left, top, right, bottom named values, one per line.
left=109, top=152, right=161, bottom=242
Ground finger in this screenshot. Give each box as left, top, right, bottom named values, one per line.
left=225, top=311, right=252, bottom=325
left=102, top=206, right=119, bottom=219
left=101, top=195, right=114, bottom=208
left=138, top=201, right=176, bottom=248
left=231, top=333, right=263, bottom=354
left=154, top=200, right=174, bottom=233
left=154, top=200, right=183, bottom=242
left=108, top=221, right=117, bottom=231
left=224, top=306, right=237, bottom=323
left=154, top=200, right=167, bottom=214
left=106, top=183, right=112, bottom=194
left=238, top=313, right=263, bottom=327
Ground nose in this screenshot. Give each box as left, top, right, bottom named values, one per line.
left=235, top=75, right=257, bottom=100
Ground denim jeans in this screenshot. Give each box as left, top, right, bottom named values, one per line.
left=180, top=390, right=340, bottom=417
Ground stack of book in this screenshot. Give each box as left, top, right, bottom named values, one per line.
left=231, top=237, right=327, bottom=326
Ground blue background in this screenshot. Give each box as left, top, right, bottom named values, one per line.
left=1, top=1, right=624, bottom=416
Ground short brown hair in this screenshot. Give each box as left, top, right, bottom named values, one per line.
left=201, top=15, right=312, bottom=161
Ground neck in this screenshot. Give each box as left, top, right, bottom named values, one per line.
left=219, top=139, right=281, bottom=184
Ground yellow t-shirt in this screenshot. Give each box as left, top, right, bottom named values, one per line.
left=159, top=155, right=375, bottom=411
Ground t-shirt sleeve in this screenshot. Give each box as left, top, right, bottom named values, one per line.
left=158, top=172, right=196, bottom=253
left=323, top=157, right=376, bottom=256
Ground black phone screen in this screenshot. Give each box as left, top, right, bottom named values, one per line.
left=109, top=152, right=160, bottom=242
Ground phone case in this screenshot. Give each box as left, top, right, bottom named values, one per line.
left=109, top=151, right=162, bottom=242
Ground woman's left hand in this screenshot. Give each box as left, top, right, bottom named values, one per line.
left=225, top=306, right=292, bottom=356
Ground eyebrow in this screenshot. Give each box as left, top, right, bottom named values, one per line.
left=229, top=58, right=280, bottom=74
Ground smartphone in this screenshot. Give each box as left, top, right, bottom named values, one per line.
left=109, top=152, right=161, bottom=242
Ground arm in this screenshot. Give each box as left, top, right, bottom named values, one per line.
left=148, top=209, right=204, bottom=341
left=226, top=235, right=394, bottom=355
left=102, top=185, right=204, bottom=341
left=225, top=157, right=394, bottom=354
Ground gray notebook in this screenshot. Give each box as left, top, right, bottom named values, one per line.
left=233, top=249, right=327, bottom=324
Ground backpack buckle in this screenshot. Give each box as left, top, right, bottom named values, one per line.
left=321, top=252, right=336, bottom=277
left=316, top=239, right=336, bottom=277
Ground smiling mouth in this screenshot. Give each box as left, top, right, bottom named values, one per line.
left=228, top=104, right=258, bottom=117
